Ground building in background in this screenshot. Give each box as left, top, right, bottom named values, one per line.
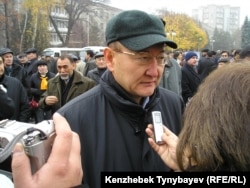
left=192, top=4, right=240, bottom=37
left=49, top=2, right=121, bottom=47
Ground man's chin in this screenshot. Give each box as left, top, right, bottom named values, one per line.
left=60, top=75, right=69, bottom=80
left=138, top=89, right=155, bottom=97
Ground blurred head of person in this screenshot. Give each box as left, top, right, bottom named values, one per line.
left=18, top=53, right=28, bottom=65
left=185, top=51, right=198, bottom=67
left=0, top=48, right=14, bottom=67
left=56, top=55, right=75, bottom=81
left=25, top=48, right=37, bottom=61
left=217, top=57, right=230, bottom=68
left=94, top=52, right=106, bottom=69
left=0, top=56, right=5, bottom=77
left=37, top=60, right=48, bottom=76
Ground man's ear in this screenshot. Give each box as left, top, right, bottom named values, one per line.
left=104, top=48, right=115, bottom=71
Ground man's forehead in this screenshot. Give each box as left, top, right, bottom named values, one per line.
left=3, top=53, right=13, bottom=57
left=58, top=58, right=71, bottom=64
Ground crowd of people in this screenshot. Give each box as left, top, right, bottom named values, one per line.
left=0, top=9, right=250, bottom=188
left=0, top=46, right=102, bottom=124
left=164, top=46, right=248, bottom=106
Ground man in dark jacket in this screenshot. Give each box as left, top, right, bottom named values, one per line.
left=0, top=55, right=30, bottom=173
left=0, top=48, right=29, bottom=93
left=87, top=52, right=107, bottom=84
left=25, top=48, right=39, bottom=77
left=56, top=10, right=183, bottom=188
left=0, top=56, right=30, bottom=122
left=0, top=86, right=15, bottom=120
left=83, top=50, right=97, bottom=76
left=197, top=50, right=217, bottom=82
left=181, top=51, right=201, bottom=105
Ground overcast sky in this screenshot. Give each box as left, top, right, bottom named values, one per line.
left=110, top=0, right=249, bottom=25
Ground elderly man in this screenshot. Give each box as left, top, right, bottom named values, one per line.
left=39, top=54, right=95, bottom=114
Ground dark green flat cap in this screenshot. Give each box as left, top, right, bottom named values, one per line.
left=105, top=10, right=177, bottom=51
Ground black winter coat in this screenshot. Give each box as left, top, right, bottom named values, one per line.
left=58, top=70, right=183, bottom=188
left=0, top=88, right=15, bottom=120
left=0, top=75, right=30, bottom=122
left=29, top=71, right=56, bottom=101
left=4, top=62, right=29, bottom=90
left=181, top=63, right=201, bottom=104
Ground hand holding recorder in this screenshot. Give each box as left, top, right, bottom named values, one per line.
left=146, top=111, right=180, bottom=171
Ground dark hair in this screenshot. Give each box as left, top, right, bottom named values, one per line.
left=177, top=62, right=250, bottom=171
left=86, top=50, right=94, bottom=58
left=220, top=50, right=229, bottom=55
left=173, top=52, right=180, bottom=59
left=239, top=45, right=250, bottom=58
left=218, top=57, right=230, bottom=63
left=36, top=59, right=47, bottom=66
left=54, top=52, right=60, bottom=57
left=201, top=49, right=209, bottom=53
left=18, top=53, right=26, bottom=58
left=207, top=51, right=214, bottom=57
left=234, top=49, right=241, bottom=56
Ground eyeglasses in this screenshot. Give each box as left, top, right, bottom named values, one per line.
left=113, top=50, right=167, bottom=66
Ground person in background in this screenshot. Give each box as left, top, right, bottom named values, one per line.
left=24, top=48, right=39, bottom=80
left=0, top=48, right=29, bottom=93
left=87, top=52, right=107, bottom=84
left=181, top=51, right=201, bottom=105
left=0, top=55, right=30, bottom=174
left=159, top=54, right=182, bottom=97
left=83, top=50, right=97, bottom=76
left=18, top=53, right=29, bottom=69
left=147, top=62, right=250, bottom=171
left=43, top=52, right=58, bottom=74
left=197, top=50, right=217, bottom=82
left=29, top=60, right=56, bottom=123
left=219, top=50, right=230, bottom=60
left=39, top=54, right=95, bottom=115
left=231, top=49, right=241, bottom=63
left=68, top=53, right=83, bottom=76
left=217, top=57, right=230, bottom=68
left=75, top=55, right=86, bottom=75
left=0, top=86, right=15, bottom=188
left=57, top=10, right=183, bottom=188
left=0, top=56, right=30, bottom=122
left=158, top=19, right=182, bottom=97
left=0, top=85, right=15, bottom=120
left=173, top=51, right=183, bottom=67
left=239, top=45, right=250, bottom=63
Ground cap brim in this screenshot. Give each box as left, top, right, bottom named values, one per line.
left=26, top=51, right=36, bottom=54
left=120, top=34, right=177, bottom=51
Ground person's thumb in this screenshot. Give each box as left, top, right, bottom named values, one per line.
left=12, top=143, right=32, bottom=186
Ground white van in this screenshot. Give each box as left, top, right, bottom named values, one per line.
left=42, top=47, right=105, bottom=60
left=42, top=47, right=85, bottom=59
left=82, top=46, right=105, bottom=54
left=78, top=46, right=105, bottom=60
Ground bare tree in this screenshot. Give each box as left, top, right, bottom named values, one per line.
left=19, top=12, right=28, bottom=52
left=1, top=0, right=10, bottom=47
left=49, top=0, right=101, bottom=46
